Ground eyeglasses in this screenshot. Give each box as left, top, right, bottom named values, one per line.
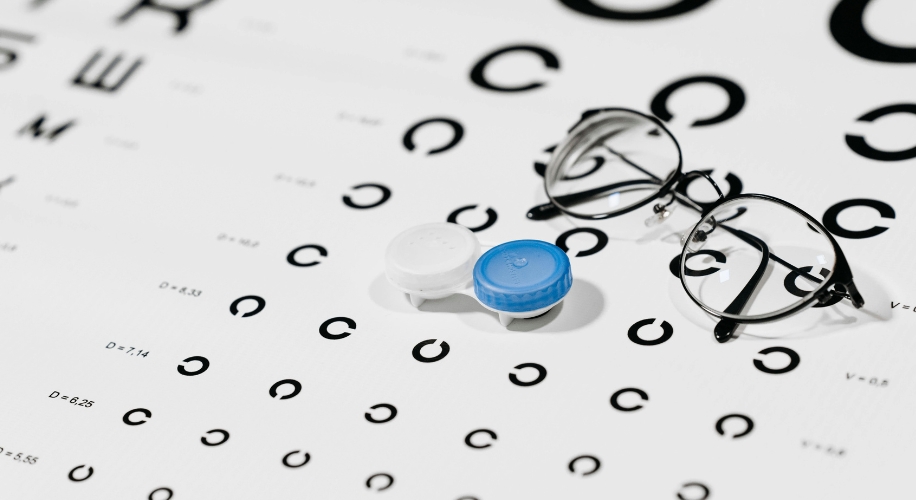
left=527, top=108, right=864, bottom=343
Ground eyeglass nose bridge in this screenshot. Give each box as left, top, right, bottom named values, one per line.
left=668, top=170, right=733, bottom=243
left=649, top=170, right=727, bottom=229
left=678, top=170, right=726, bottom=205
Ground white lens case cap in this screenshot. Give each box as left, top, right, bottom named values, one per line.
left=385, top=223, right=481, bottom=305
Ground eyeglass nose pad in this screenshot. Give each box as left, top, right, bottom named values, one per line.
left=680, top=228, right=708, bottom=251
left=644, top=203, right=676, bottom=227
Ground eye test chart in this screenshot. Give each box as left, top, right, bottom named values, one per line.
left=1, top=0, right=915, bottom=498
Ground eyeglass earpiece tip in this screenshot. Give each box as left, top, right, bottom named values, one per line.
left=714, top=319, right=738, bottom=343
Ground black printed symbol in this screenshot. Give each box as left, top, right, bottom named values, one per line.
left=177, top=355, right=210, bottom=376
left=674, top=169, right=743, bottom=211
left=508, top=363, right=547, bottom=387
left=229, top=295, right=266, bottom=317
left=628, top=319, right=673, bottom=346
left=534, top=145, right=556, bottom=177
left=269, top=379, right=302, bottom=400
left=68, top=465, right=93, bottom=482
left=830, top=0, right=916, bottom=63
left=715, top=414, right=754, bottom=439
left=403, top=118, right=464, bottom=155
left=343, top=183, right=391, bottom=209
left=846, top=104, right=916, bottom=161
left=287, top=244, right=328, bottom=267
left=465, top=429, right=497, bottom=449
left=72, top=50, right=143, bottom=93
left=469, top=45, right=559, bottom=92
left=122, top=408, right=152, bottom=426
left=201, top=429, right=230, bottom=446
left=365, top=403, right=398, bottom=424
left=319, top=317, right=356, bottom=340
left=412, top=339, right=450, bottom=363
left=282, top=450, right=310, bottom=468
left=117, top=0, right=217, bottom=34
left=568, top=455, right=600, bottom=476
left=669, top=249, right=727, bottom=278
left=651, top=76, right=745, bottom=127
left=753, top=347, right=800, bottom=375
left=558, top=0, right=712, bottom=20
left=555, top=227, right=608, bottom=257
left=677, top=482, right=711, bottom=500
left=447, top=205, right=497, bottom=232
left=148, top=487, right=173, bottom=500
left=784, top=267, right=841, bottom=308
left=0, top=29, right=35, bottom=70
left=610, top=387, right=649, bottom=412
left=822, top=199, right=895, bottom=239
left=18, top=114, right=75, bottom=142
left=366, top=473, right=394, bottom=491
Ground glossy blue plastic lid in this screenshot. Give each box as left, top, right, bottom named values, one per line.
left=473, top=240, right=572, bottom=313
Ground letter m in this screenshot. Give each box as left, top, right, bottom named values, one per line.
left=19, top=114, right=76, bottom=142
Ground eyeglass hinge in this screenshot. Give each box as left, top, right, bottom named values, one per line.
left=818, top=283, right=865, bottom=309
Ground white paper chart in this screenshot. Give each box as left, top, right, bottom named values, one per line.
left=1, top=0, right=915, bottom=498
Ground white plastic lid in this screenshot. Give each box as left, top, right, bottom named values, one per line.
left=385, top=223, right=481, bottom=297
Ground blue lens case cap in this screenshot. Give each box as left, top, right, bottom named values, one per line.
left=473, top=240, right=572, bottom=313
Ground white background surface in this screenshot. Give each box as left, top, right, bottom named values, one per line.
left=0, top=0, right=915, bottom=498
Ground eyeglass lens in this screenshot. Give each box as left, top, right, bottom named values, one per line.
left=544, top=110, right=680, bottom=219
left=680, top=198, right=837, bottom=321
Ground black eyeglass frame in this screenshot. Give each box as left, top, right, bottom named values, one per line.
left=678, top=193, right=864, bottom=332
left=531, top=107, right=865, bottom=342
left=535, top=107, right=684, bottom=222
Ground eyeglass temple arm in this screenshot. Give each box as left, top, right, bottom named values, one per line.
left=526, top=179, right=662, bottom=220
left=712, top=227, right=771, bottom=343
left=605, top=145, right=726, bottom=204
left=527, top=145, right=670, bottom=220
left=606, top=145, right=663, bottom=181
left=822, top=245, right=865, bottom=308
left=528, top=144, right=724, bottom=220
left=717, top=224, right=822, bottom=284
left=607, top=147, right=727, bottom=212
left=719, top=223, right=863, bottom=308
left=711, top=224, right=865, bottom=342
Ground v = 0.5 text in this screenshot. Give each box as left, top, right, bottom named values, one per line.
left=891, top=301, right=916, bottom=312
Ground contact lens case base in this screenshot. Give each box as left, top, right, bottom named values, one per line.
left=385, top=223, right=481, bottom=307
left=385, top=223, right=572, bottom=327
